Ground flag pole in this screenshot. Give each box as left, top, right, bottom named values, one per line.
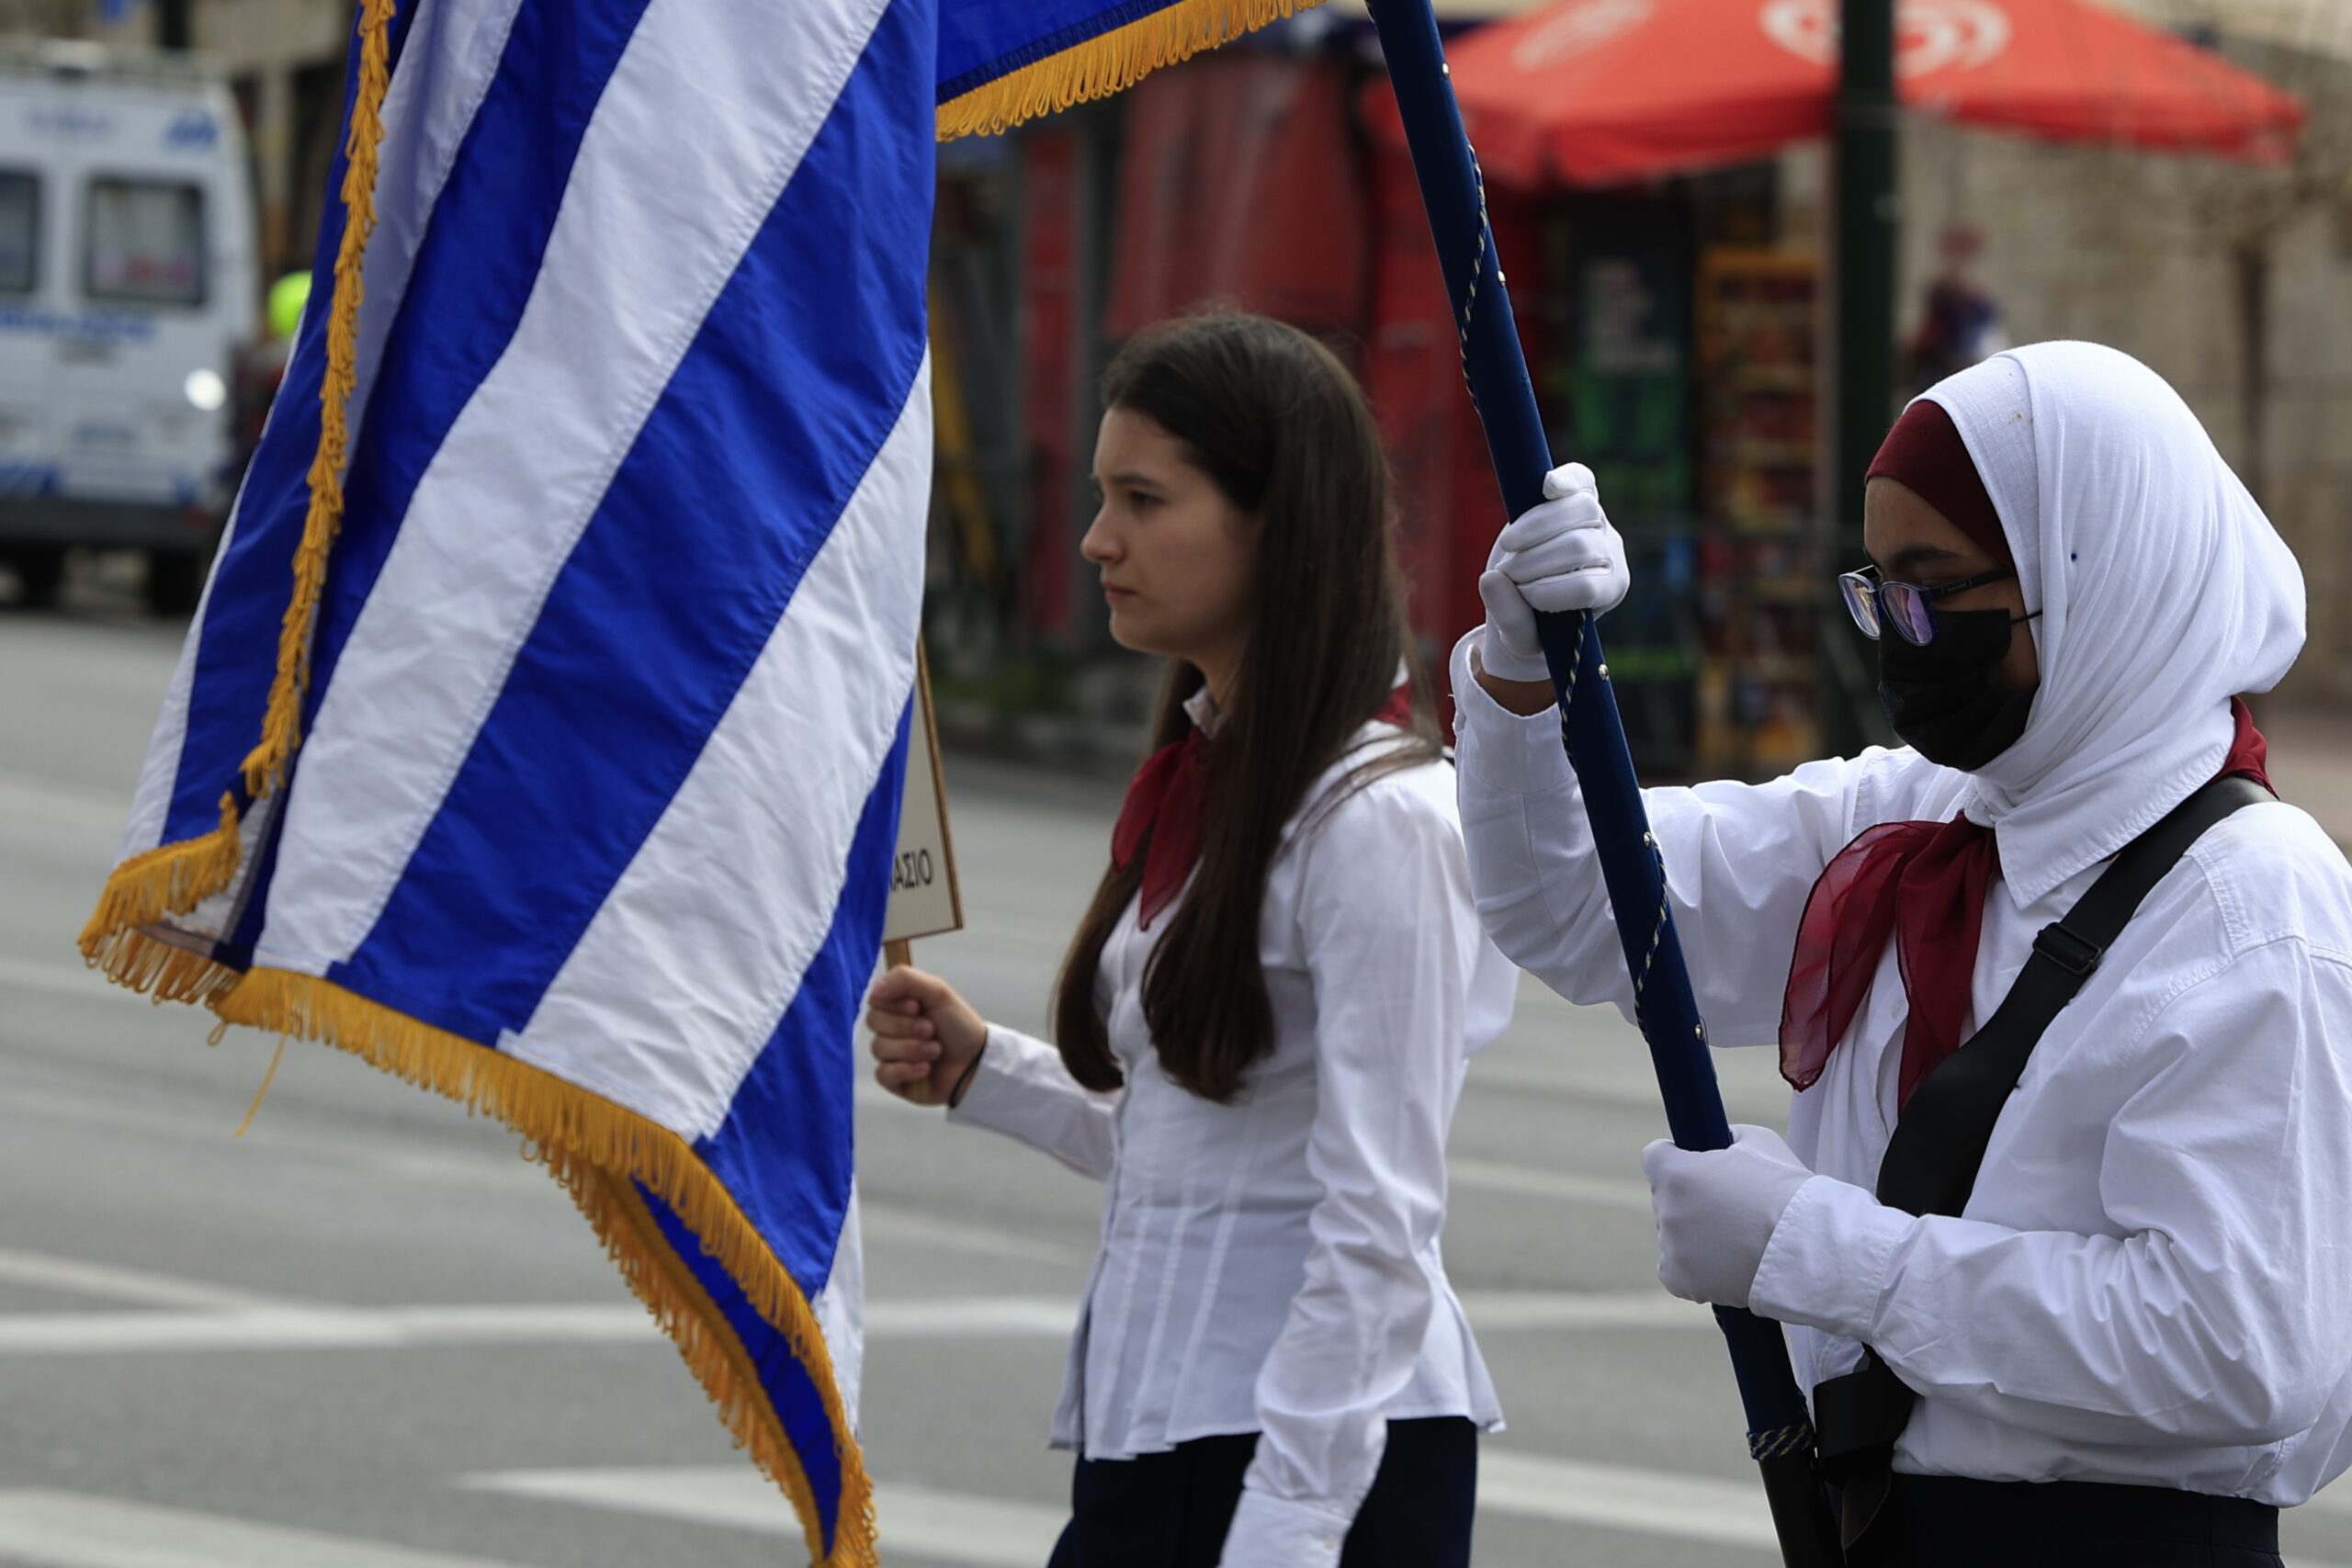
left=1364, top=5, right=1836, bottom=1562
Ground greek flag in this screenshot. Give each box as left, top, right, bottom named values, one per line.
left=79, top=0, right=1316, bottom=1562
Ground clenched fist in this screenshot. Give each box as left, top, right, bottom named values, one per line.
left=865, top=964, right=989, bottom=1108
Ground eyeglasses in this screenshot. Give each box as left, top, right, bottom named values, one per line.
left=1838, top=564, right=2017, bottom=646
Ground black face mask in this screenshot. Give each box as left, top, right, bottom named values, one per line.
left=1876, top=607, right=2036, bottom=772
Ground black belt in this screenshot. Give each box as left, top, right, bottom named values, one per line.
left=1851, top=1475, right=2279, bottom=1564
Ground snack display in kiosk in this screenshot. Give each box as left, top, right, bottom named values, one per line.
left=1693, top=247, right=1823, bottom=777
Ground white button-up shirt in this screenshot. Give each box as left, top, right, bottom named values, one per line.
left=950, top=715, right=1512, bottom=1566
left=1451, top=633, right=2352, bottom=1505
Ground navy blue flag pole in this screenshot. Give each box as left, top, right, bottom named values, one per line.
left=1365, top=4, right=1838, bottom=1562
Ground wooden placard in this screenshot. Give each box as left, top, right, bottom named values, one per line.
left=881, top=641, right=963, bottom=961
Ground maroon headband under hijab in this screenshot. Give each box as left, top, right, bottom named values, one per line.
left=1866, top=398, right=2012, bottom=570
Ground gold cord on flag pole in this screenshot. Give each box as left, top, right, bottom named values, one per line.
left=79, top=0, right=398, bottom=987
left=240, top=0, right=397, bottom=801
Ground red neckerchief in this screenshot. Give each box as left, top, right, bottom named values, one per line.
left=1779, top=697, right=2272, bottom=1109
left=1113, top=684, right=1417, bottom=930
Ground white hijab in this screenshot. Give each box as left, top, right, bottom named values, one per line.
left=1919, top=341, right=2305, bottom=908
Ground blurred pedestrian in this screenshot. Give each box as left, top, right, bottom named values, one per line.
left=1905, top=225, right=2007, bottom=395
left=867, top=312, right=1518, bottom=1568
left=1456, top=341, right=2352, bottom=1567
left=227, top=271, right=311, bottom=500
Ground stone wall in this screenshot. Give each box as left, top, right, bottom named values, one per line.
left=1887, top=38, right=2352, bottom=702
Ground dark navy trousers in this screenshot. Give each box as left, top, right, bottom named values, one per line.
left=1043, top=1416, right=1476, bottom=1568
left=1859, top=1474, right=2284, bottom=1567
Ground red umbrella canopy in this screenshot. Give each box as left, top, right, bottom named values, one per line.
left=1364, top=0, right=2305, bottom=188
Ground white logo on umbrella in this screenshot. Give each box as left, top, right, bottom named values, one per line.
left=1512, top=0, right=1657, bottom=72
left=1759, top=0, right=2013, bottom=74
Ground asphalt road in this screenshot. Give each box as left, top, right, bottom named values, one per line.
left=7, top=563, right=2352, bottom=1567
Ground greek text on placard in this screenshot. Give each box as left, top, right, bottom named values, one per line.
left=891, top=849, right=934, bottom=893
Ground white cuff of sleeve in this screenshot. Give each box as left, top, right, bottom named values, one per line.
left=944, top=1023, right=1049, bottom=1134
left=1448, top=628, right=1577, bottom=796
left=1749, top=1174, right=1915, bottom=1341
left=1217, top=1486, right=1350, bottom=1568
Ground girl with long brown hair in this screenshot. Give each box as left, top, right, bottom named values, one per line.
left=865, top=313, right=1532, bottom=1567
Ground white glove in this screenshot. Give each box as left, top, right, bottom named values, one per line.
left=1642, top=1124, right=1816, bottom=1310
left=1476, top=462, right=1629, bottom=684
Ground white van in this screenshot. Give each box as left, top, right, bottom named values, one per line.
left=0, top=39, right=255, bottom=612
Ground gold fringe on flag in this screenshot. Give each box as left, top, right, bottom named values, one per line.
left=559, top=1159, right=861, bottom=1568
left=69, top=0, right=1344, bottom=1556
left=74, top=0, right=882, bottom=1551
left=213, top=967, right=878, bottom=1567
left=937, top=0, right=1318, bottom=140
left=76, top=792, right=243, bottom=976
left=82, top=927, right=244, bottom=1009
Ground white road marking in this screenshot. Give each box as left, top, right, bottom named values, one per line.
left=0, top=1246, right=284, bottom=1312
left=468, top=1468, right=1063, bottom=1567
left=0, top=1488, right=543, bottom=1568
left=0, top=1290, right=1712, bottom=1356
left=0, top=1237, right=1708, bottom=1356
left=0, top=1303, right=657, bottom=1356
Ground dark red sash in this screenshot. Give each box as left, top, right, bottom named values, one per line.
left=1780, top=699, right=2271, bottom=1108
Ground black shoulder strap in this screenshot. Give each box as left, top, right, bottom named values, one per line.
left=1812, top=772, right=2269, bottom=1554
left=1874, top=773, right=2271, bottom=1219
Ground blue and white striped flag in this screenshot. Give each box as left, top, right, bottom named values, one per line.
left=82, top=0, right=1317, bottom=1562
